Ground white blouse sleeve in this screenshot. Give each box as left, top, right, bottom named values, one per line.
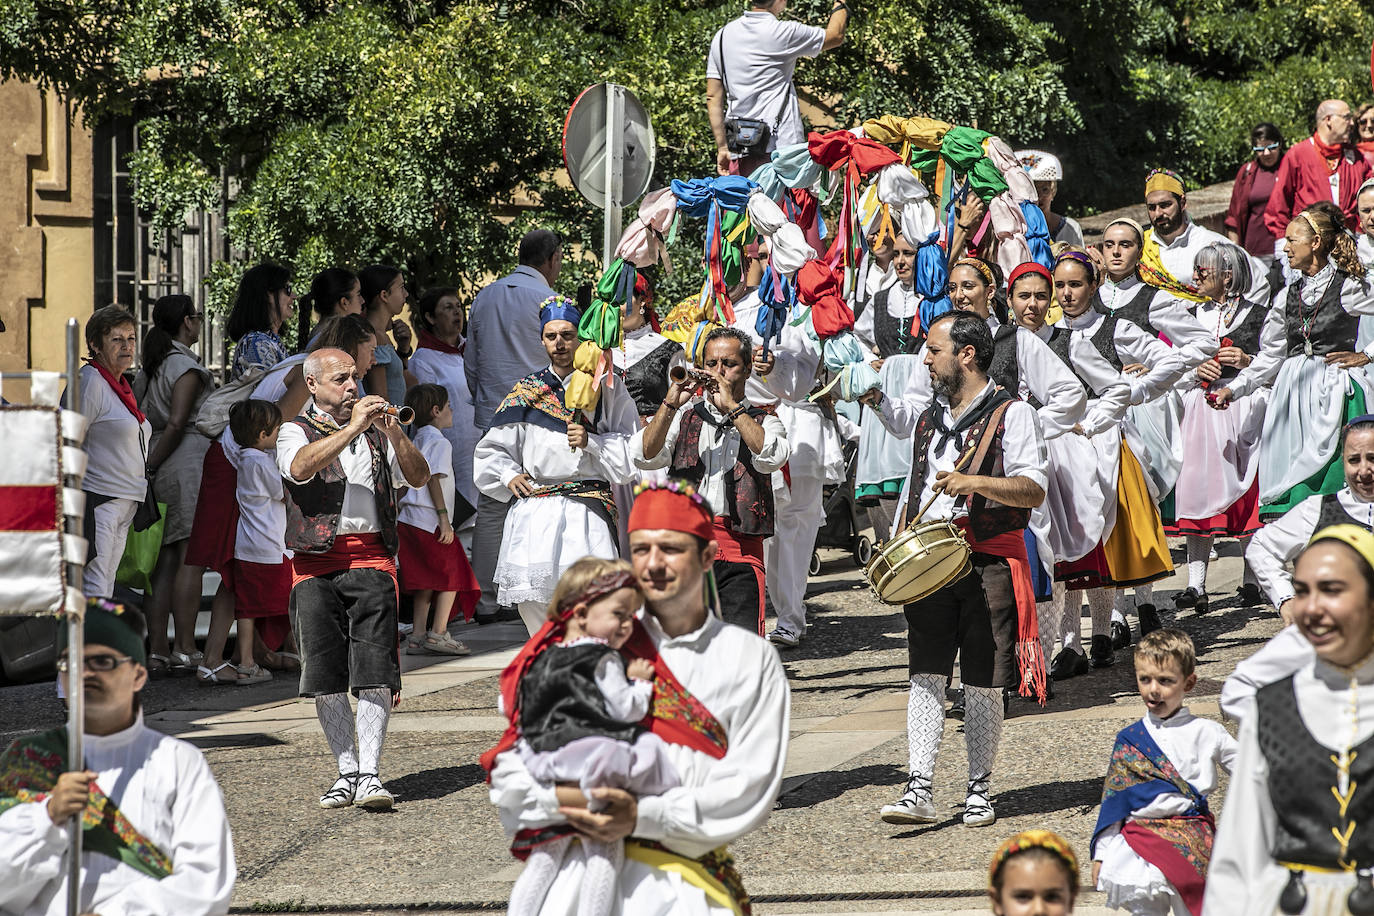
left=633, top=408, right=685, bottom=470
left=1151, top=294, right=1219, bottom=368
left=0, top=801, right=67, bottom=913
left=584, top=385, right=640, bottom=485
left=1113, top=319, right=1188, bottom=404
left=1015, top=329, right=1086, bottom=439
left=1065, top=341, right=1133, bottom=437
left=489, top=750, right=566, bottom=837
left=1227, top=305, right=1286, bottom=399
left=594, top=654, right=653, bottom=723
left=748, top=413, right=791, bottom=473
left=472, top=424, right=527, bottom=502
left=1201, top=713, right=1277, bottom=916
left=633, top=647, right=791, bottom=855
left=1245, top=495, right=1319, bottom=611
left=875, top=347, right=932, bottom=438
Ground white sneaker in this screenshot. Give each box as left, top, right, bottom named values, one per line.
left=354, top=773, right=394, bottom=811
left=767, top=627, right=802, bottom=648
left=880, top=776, right=937, bottom=825
left=963, top=775, right=996, bottom=827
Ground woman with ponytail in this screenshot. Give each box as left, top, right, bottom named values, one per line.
left=296, top=267, right=362, bottom=347
left=1214, top=204, right=1374, bottom=520
left=133, top=294, right=215, bottom=675
left=360, top=264, right=411, bottom=406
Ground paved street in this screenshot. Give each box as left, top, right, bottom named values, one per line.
left=0, top=537, right=1277, bottom=914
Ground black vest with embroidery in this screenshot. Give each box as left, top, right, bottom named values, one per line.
left=1256, top=674, right=1374, bottom=869
left=284, top=419, right=398, bottom=555
left=907, top=387, right=1030, bottom=541
left=1316, top=492, right=1371, bottom=530
left=518, top=642, right=643, bottom=753
left=1039, top=320, right=1120, bottom=396
left=1200, top=301, right=1269, bottom=383
left=872, top=286, right=922, bottom=357
left=1096, top=284, right=1162, bottom=338
left=625, top=340, right=684, bottom=417
left=986, top=324, right=1021, bottom=397
left=1284, top=270, right=1360, bottom=357
left=671, top=403, right=775, bottom=538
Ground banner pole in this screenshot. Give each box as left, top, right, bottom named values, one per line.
left=64, top=318, right=84, bottom=916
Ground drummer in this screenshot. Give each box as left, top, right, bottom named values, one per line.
left=861, top=312, right=1048, bottom=829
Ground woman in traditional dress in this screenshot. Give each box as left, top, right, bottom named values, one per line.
left=1168, top=242, right=1269, bottom=613
left=855, top=232, right=922, bottom=541
left=1214, top=207, right=1374, bottom=518
left=1204, top=525, right=1374, bottom=915
left=133, top=294, right=214, bottom=675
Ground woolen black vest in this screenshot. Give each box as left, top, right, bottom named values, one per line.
left=1096, top=284, right=1161, bottom=338
left=671, top=403, right=776, bottom=538
left=625, top=340, right=684, bottom=417
left=872, top=286, right=922, bottom=358
left=518, top=642, right=643, bottom=753
left=283, top=420, right=398, bottom=555
left=1284, top=270, right=1361, bottom=357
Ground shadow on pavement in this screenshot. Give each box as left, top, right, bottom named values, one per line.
left=776, top=762, right=907, bottom=810
left=390, top=762, right=486, bottom=802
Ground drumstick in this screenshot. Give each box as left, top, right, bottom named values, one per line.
left=908, top=446, right=976, bottom=528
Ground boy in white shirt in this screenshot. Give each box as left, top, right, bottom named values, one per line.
left=398, top=383, right=479, bottom=655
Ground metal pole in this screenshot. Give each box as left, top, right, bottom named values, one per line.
left=602, top=83, right=625, bottom=268
left=64, top=318, right=84, bottom=916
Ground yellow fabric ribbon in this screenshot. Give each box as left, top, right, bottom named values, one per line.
left=624, top=841, right=744, bottom=915
left=862, top=115, right=951, bottom=152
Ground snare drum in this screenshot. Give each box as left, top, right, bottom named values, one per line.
left=865, top=519, right=972, bottom=605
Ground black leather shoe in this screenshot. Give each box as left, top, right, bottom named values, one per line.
left=1174, top=587, right=1200, bottom=610
left=1193, top=592, right=1211, bottom=614
left=1089, top=634, right=1115, bottom=668
left=1138, top=604, right=1163, bottom=637
left=1050, top=648, right=1089, bottom=680
left=1111, top=619, right=1131, bottom=649
left=947, top=688, right=965, bottom=720
left=1236, top=583, right=1264, bottom=607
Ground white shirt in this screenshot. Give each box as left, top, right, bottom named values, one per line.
left=275, top=400, right=408, bottom=534
left=490, top=612, right=790, bottom=864
left=1245, top=487, right=1374, bottom=609
left=1205, top=655, right=1374, bottom=916
left=705, top=11, right=825, bottom=150
left=905, top=379, right=1048, bottom=523
left=1219, top=624, right=1313, bottom=724
left=398, top=425, right=454, bottom=532
left=250, top=353, right=306, bottom=404
left=1358, top=233, right=1374, bottom=271
left=77, top=364, right=152, bottom=501
left=409, top=345, right=479, bottom=510
left=228, top=445, right=289, bottom=564
left=1059, top=310, right=1188, bottom=406
left=1098, top=274, right=1219, bottom=368
left=473, top=366, right=641, bottom=500
left=1050, top=214, right=1084, bottom=247
left=0, top=715, right=236, bottom=916
left=1153, top=218, right=1270, bottom=303
left=1226, top=272, right=1374, bottom=398
left=873, top=316, right=1087, bottom=441
left=633, top=399, right=791, bottom=519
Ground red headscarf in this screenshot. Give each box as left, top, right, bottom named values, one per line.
left=1007, top=261, right=1053, bottom=292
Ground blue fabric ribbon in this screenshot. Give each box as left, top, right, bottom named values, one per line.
left=772, top=143, right=822, bottom=190
left=670, top=176, right=757, bottom=219
left=914, top=229, right=951, bottom=334
left=1020, top=201, right=1054, bottom=271
left=755, top=265, right=796, bottom=355
left=749, top=163, right=786, bottom=202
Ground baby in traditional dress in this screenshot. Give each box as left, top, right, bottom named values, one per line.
left=507, top=557, right=680, bottom=916
left=1091, top=629, right=1236, bottom=916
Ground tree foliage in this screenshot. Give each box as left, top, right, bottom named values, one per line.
left=0, top=0, right=1369, bottom=308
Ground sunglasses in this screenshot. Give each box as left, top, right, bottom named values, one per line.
left=1252, top=143, right=1280, bottom=153
left=57, top=653, right=135, bottom=673
left=1360, top=119, right=1374, bottom=128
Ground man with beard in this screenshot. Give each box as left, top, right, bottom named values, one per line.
left=277, top=347, right=431, bottom=811
left=0, top=601, right=236, bottom=914
left=484, top=479, right=789, bottom=913
left=1141, top=169, right=1269, bottom=303
left=863, top=312, right=1047, bottom=828
left=1220, top=416, right=1374, bottom=723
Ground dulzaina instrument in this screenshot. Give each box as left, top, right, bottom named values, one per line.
left=382, top=404, right=415, bottom=424
left=864, top=451, right=974, bottom=605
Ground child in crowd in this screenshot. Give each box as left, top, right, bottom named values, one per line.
left=397, top=383, right=479, bottom=655
left=1092, top=629, right=1236, bottom=916
left=505, top=557, right=680, bottom=916
left=989, top=829, right=1080, bottom=916
left=217, top=399, right=292, bottom=686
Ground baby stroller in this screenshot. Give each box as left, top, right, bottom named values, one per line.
left=809, top=437, right=873, bottom=575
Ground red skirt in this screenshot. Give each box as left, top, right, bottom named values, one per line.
left=1056, top=543, right=1113, bottom=591
left=232, top=557, right=293, bottom=616
left=1167, top=478, right=1262, bottom=538
left=185, top=442, right=238, bottom=576
left=397, top=522, right=481, bottom=620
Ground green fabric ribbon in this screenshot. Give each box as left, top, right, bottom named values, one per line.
left=578, top=299, right=623, bottom=350
left=939, top=126, right=992, bottom=170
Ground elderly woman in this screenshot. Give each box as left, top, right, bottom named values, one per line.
left=1225, top=123, right=1286, bottom=263
left=408, top=286, right=478, bottom=515
left=133, top=294, right=214, bottom=675
left=76, top=307, right=152, bottom=599
left=1167, top=243, right=1268, bottom=613
left=1215, top=207, right=1374, bottom=518
left=1205, top=525, right=1374, bottom=915
left=1357, top=102, right=1374, bottom=171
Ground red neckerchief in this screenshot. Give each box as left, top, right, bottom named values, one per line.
left=1357, top=140, right=1374, bottom=157
left=479, top=617, right=729, bottom=776
left=86, top=359, right=146, bottom=424
left=416, top=329, right=464, bottom=356
left=1312, top=133, right=1344, bottom=170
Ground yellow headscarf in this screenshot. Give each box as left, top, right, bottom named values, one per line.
left=988, top=829, right=1080, bottom=892
left=1144, top=168, right=1186, bottom=198
left=1309, top=525, right=1374, bottom=573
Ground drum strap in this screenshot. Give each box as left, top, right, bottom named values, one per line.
left=900, top=397, right=1013, bottom=530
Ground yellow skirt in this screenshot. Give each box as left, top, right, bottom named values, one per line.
left=1102, top=442, right=1173, bottom=587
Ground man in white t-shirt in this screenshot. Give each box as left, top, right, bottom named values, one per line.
left=706, top=0, right=850, bottom=176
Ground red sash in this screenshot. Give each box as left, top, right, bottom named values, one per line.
left=952, top=519, right=1046, bottom=704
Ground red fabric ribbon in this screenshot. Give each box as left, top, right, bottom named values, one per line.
left=1121, top=816, right=1215, bottom=916
left=416, top=329, right=464, bottom=356
left=86, top=359, right=146, bottom=424
left=952, top=520, right=1047, bottom=704
left=808, top=130, right=901, bottom=272
left=797, top=259, right=855, bottom=339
